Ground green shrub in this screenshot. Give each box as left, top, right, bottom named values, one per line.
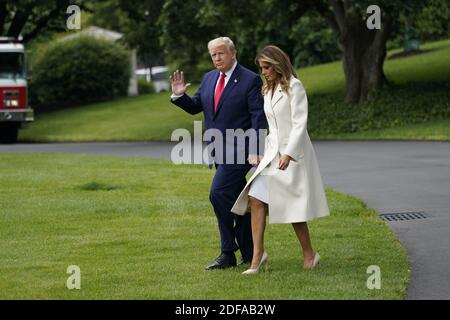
left=137, top=79, right=155, bottom=95
left=308, top=80, right=450, bottom=135
left=32, top=35, right=130, bottom=107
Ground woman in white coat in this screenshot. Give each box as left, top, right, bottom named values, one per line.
left=231, top=45, right=330, bottom=274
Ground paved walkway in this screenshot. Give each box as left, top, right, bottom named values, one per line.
left=1, top=140, right=449, bottom=299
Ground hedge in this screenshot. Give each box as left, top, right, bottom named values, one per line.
left=308, top=80, right=450, bottom=134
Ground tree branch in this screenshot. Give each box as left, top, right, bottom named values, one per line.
left=313, top=0, right=340, bottom=35
left=6, top=3, right=33, bottom=38
left=0, top=0, right=6, bottom=35
left=330, top=0, right=346, bottom=31
left=22, top=0, right=79, bottom=43
left=22, top=2, right=66, bottom=43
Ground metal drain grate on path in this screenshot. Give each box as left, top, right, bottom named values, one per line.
left=380, top=211, right=428, bottom=222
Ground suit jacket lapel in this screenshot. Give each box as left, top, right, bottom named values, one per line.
left=271, top=84, right=283, bottom=109
left=264, top=92, right=274, bottom=118
left=213, top=64, right=241, bottom=118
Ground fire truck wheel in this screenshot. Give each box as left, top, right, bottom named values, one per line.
left=0, top=123, right=19, bottom=144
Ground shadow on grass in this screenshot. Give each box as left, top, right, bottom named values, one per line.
left=78, top=182, right=120, bottom=191
left=388, top=48, right=435, bottom=60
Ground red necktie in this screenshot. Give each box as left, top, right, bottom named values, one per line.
left=214, top=73, right=226, bottom=112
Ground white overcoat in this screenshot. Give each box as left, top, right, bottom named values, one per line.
left=231, top=77, right=330, bottom=223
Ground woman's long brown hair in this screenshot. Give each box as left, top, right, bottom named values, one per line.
left=255, top=45, right=298, bottom=96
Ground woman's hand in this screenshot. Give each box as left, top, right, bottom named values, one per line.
left=278, top=154, right=292, bottom=170
left=170, top=70, right=191, bottom=96
left=248, top=154, right=263, bottom=167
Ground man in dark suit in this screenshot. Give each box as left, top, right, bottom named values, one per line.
left=170, top=37, right=267, bottom=270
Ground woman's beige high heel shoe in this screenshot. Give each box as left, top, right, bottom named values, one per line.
left=242, top=252, right=268, bottom=275
left=304, top=252, right=320, bottom=270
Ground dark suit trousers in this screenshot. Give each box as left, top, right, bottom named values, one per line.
left=209, top=163, right=253, bottom=262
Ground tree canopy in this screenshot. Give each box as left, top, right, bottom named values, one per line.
left=3, top=0, right=446, bottom=103
left=0, top=0, right=93, bottom=43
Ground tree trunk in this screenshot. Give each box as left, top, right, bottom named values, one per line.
left=317, top=1, right=393, bottom=103
left=0, top=1, right=7, bottom=35
left=341, top=32, right=388, bottom=103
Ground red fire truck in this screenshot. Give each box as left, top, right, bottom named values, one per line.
left=0, top=37, right=34, bottom=143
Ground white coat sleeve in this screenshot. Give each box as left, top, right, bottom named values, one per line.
left=284, top=80, right=308, bottom=162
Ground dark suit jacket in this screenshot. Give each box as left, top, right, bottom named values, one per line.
left=171, top=63, right=267, bottom=167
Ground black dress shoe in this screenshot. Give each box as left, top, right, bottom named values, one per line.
left=238, top=259, right=251, bottom=266
left=205, top=253, right=237, bottom=270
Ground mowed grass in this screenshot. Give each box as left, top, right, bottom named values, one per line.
left=295, top=38, right=450, bottom=94
left=19, top=39, right=450, bottom=142
left=20, top=92, right=204, bottom=142
left=0, top=153, right=408, bottom=299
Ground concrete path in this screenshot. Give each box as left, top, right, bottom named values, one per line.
left=1, top=140, right=449, bottom=299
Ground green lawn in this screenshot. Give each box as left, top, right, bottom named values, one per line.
left=0, top=153, right=408, bottom=299
left=298, top=38, right=450, bottom=94
left=21, top=92, right=203, bottom=142
left=19, top=38, right=450, bottom=142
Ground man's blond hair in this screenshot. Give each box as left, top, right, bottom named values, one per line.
left=207, top=37, right=236, bottom=53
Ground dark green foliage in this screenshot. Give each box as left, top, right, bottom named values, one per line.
left=290, top=12, right=341, bottom=68
left=159, top=0, right=220, bottom=81
left=31, top=36, right=130, bottom=107
left=308, top=80, right=450, bottom=134
left=88, top=0, right=166, bottom=68
left=388, top=0, right=450, bottom=50
left=0, top=0, right=91, bottom=43
left=416, top=0, right=450, bottom=41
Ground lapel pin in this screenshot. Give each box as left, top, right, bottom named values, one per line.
left=234, top=79, right=238, bottom=83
